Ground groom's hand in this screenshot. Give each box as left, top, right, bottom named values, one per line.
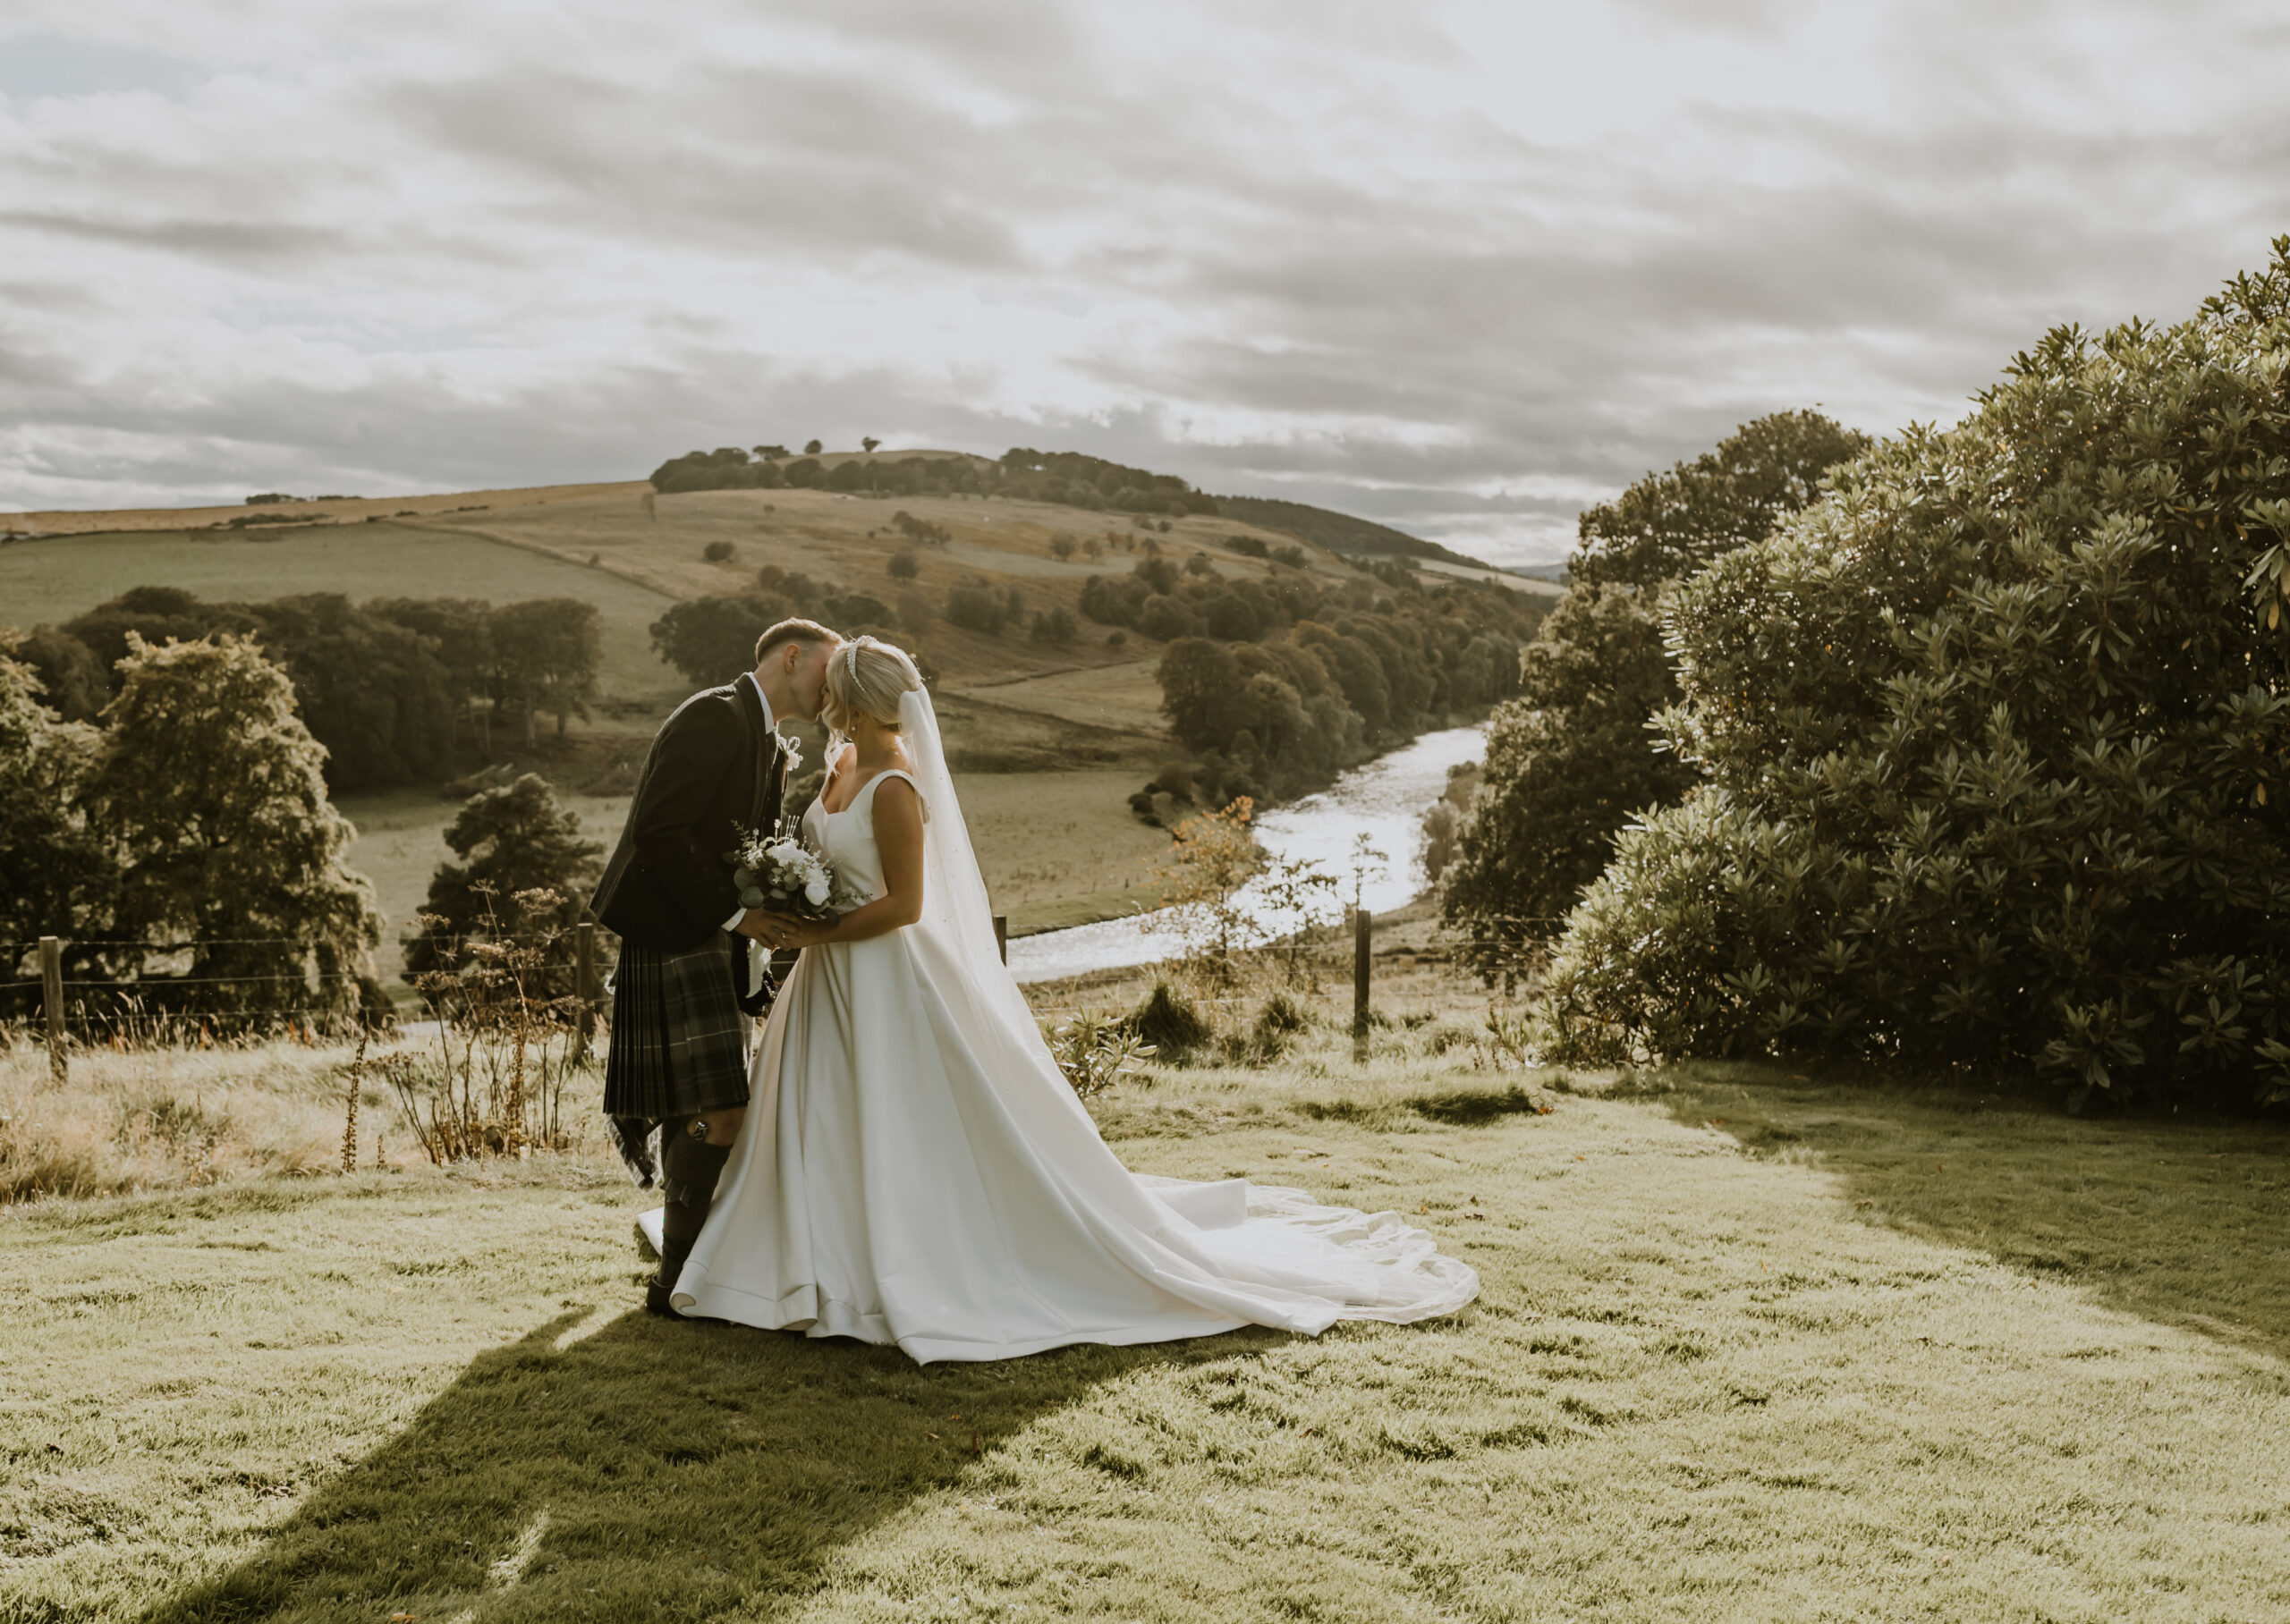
left=733, top=911, right=776, bottom=944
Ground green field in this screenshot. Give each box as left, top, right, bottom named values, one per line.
left=341, top=769, right=1175, bottom=990
left=4, top=935, right=2287, bottom=1620
left=0, top=524, right=691, bottom=718
left=4, top=478, right=1544, bottom=973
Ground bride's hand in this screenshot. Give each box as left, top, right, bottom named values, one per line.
left=760, top=911, right=822, bottom=951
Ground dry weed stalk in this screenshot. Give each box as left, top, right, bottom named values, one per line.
left=384, top=885, right=592, bottom=1166
left=338, top=1028, right=367, bottom=1174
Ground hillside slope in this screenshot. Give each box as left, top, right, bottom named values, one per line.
left=7, top=470, right=1488, bottom=977
left=1209, top=494, right=1482, bottom=567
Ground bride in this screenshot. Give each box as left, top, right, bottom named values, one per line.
left=648, top=635, right=1477, bottom=1363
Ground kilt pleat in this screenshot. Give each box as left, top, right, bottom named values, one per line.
left=604, top=934, right=752, bottom=1185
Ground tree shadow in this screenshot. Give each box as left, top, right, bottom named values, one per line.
left=1647, top=1062, right=2290, bottom=1363
left=143, top=1307, right=1290, bottom=1623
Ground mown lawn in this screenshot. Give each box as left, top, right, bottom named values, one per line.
left=3, top=1051, right=2286, bottom=1622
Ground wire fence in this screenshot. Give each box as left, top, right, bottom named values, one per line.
left=4, top=926, right=611, bottom=1077
left=9, top=908, right=1552, bottom=1062
left=0, top=934, right=579, bottom=956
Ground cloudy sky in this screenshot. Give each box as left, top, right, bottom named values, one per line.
left=2, top=1, right=2284, bottom=564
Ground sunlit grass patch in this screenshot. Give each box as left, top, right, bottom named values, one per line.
left=2, top=1036, right=2286, bottom=1620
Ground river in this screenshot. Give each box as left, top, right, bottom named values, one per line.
left=1005, top=723, right=1488, bottom=985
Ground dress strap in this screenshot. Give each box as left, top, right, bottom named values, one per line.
left=857, top=767, right=929, bottom=824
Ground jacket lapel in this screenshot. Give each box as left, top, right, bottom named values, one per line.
left=734, top=673, right=783, bottom=828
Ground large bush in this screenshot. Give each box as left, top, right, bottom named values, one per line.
left=1541, top=245, right=2290, bottom=1110
left=1439, top=411, right=1868, bottom=968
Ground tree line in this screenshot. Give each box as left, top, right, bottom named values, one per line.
left=11, top=588, right=604, bottom=791
left=647, top=444, right=1223, bottom=518
left=1149, top=554, right=1541, bottom=804
left=1442, top=240, right=2290, bottom=1114
left=648, top=565, right=902, bottom=689
left=0, top=635, right=385, bottom=1025
left=3, top=623, right=616, bottom=1024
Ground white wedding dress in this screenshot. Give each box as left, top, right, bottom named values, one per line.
left=643, top=687, right=1477, bottom=1364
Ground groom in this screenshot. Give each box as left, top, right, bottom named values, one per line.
left=590, top=617, right=844, bottom=1315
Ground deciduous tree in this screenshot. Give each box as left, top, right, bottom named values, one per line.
left=489, top=599, right=602, bottom=744
left=0, top=653, right=115, bottom=1013
left=84, top=635, right=380, bottom=1023
left=404, top=773, right=603, bottom=998
left=649, top=592, right=793, bottom=689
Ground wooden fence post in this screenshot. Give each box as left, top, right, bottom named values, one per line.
left=40, top=935, right=66, bottom=1086
left=572, top=921, right=598, bottom=1064
left=993, top=916, right=1008, bottom=966
left=1353, top=909, right=1372, bottom=1043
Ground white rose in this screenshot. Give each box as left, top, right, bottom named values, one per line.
left=805, top=876, right=830, bottom=905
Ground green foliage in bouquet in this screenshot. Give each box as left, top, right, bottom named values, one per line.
left=1540, top=242, right=2290, bottom=1111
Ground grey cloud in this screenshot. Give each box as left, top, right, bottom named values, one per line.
left=0, top=33, right=208, bottom=99
left=3, top=0, right=2286, bottom=564
left=377, top=63, right=1031, bottom=270
left=0, top=208, right=351, bottom=260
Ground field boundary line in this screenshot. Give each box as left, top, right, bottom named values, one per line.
left=401, top=520, right=682, bottom=602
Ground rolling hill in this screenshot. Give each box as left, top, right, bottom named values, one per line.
left=4, top=461, right=1543, bottom=988
left=1206, top=494, right=1487, bottom=568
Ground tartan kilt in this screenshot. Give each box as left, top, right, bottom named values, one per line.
left=603, top=933, right=752, bottom=1182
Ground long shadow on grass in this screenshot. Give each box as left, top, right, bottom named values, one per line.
left=141, top=1306, right=1291, bottom=1624
left=1652, top=1063, right=2290, bottom=1361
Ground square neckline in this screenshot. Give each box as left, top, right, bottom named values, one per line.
left=818, top=748, right=919, bottom=818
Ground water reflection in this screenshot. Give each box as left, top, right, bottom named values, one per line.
left=1005, top=724, right=1486, bottom=985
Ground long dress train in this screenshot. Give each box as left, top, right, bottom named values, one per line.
left=650, top=689, right=1477, bottom=1365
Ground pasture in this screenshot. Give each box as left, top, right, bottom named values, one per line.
left=3, top=482, right=1223, bottom=966
left=339, top=767, right=1173, bottom=989
left=0, top=523, right=690, bottom=719
left=3, top=939, right=2286, bottom=1621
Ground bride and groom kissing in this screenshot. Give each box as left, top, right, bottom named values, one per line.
left=589, top=618, right=1478, bottom=1365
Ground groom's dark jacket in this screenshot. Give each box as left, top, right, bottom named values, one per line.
left=590, top=674, right=787, bottom=962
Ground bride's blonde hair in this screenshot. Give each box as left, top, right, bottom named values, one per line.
left=820, top=634, right=924, bottom=739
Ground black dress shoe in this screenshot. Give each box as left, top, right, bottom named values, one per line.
left=644, top=1281, right=679, bottom=1317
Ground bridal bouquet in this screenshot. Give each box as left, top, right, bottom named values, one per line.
left=729, top=824, right=854, bottom=922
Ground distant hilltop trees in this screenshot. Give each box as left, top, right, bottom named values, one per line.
left=646, top=444, right=1499, bottom=570
left=646, top=445, right=1223, bottom=518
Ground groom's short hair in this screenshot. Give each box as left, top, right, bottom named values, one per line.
left=754, top=618, right=839, bottom=666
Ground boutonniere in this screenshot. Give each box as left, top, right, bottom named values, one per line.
left=776, top=728, right=803, bottom=771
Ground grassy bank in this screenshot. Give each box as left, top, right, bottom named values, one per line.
left=4, top=967, right=2287, bottom=1620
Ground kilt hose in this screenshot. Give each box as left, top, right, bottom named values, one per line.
left=603, top=931, right=753, bottom=1190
